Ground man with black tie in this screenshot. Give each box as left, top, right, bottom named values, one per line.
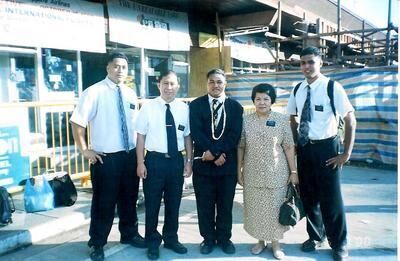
left=189, top=68, right=243, bottom=255
left=136, top=70, right=192, bottom=260
left=70, top=52, right=145, bottom=261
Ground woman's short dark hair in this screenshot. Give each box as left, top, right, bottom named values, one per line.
left=107, top=52, right=129, bottom=64
left=206, top=68, right=225, bottom=79
left=251, top=83, right=276, bottom=104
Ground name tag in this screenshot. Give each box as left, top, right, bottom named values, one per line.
left=266, top=120, right=276, bottom=127
left=315, top=105, right=323, bottom=112
left=130, top=104, right=136, bottom=110
left=178, top=124, right=185, bottom=131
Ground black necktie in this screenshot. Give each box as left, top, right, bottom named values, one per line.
left=165, top=104, right=178, bottom=155
left=212, top=99, right=221, bottom=130
left=298, top=85, right=311, bottom=146
left=116, top=86, right=130, bottom=152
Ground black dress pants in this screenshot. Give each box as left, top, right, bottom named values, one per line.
left=143, top=152, right=184, bottom=249
left=297, top=136, right=347, bottom=249
left=88, top=149, right=140, bottom=247
left=192, top=174, right=237, bottom=243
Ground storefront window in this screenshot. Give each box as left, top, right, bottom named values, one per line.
left=42, top=48, right=78, bottom=97
left=171, top=53, right=188, bottom=98
left=125, top=55, right=141, bottom=97
left=0, top=51, right=37, bottom=102
left=0, top=50, right=38, bottom=148
left=147, top=56, right=168, bottom=97
left=146, top=52, right=188, bottom=98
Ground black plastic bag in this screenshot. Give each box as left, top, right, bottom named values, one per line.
left=49, top=173, right=77, bottom=207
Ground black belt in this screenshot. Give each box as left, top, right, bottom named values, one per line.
left=309, top=135, right=337, bottom=144
left=102, top=148, right=135, bottom=155
left=146, top=151, right=182, bottom=158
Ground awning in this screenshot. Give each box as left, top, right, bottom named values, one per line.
left=221, top=10, right=278, bottom=29
left=229, top=41, right=284, bottom=64
left=107, top=0, right=191, bottom=51
left=0, top=0, right=106, bottom=53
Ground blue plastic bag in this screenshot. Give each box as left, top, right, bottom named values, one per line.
left=24, top=176, right=54, bottom=213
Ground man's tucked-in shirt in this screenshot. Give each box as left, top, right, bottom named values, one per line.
left=287, top=75, right=354, bottom=140
left=70, top=77, right=138, bottom=153
left=135, top=97, right=190, bottom=153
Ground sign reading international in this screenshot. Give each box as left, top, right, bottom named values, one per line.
left=107, top=0, right=191, bottom=51
left=0, top=0, right=106, bottom=52
left=0, top=126, right=30, bottom=188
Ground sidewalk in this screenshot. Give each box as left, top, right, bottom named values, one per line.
left=0, top=165, right=397, bottom=260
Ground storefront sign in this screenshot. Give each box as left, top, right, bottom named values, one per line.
left=107, top=0, right=191, bottom=51
left=0, top=126, right=30, bottom=188
left=0, top=0, right=105, bottom=52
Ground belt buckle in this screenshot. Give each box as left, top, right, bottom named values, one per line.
left=165, top=153, right=171, bottom=158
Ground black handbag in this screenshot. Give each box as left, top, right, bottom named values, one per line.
left=48, top=173, right=77, bottom=207
left=279, top=183, right=305, bottom=226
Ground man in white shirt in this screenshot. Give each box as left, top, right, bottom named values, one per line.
left=287, top=46, right=356, bottom=261
left=136, top=70, right=192, bottom=260
left=70, top=52, right=145, bottom=261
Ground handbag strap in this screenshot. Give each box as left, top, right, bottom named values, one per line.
left=286, top=183, right=300, bottom=198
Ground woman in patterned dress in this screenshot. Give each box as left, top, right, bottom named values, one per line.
left=237, top=83, right=298, bottom=259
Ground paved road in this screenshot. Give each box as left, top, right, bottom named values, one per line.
left=1, top=166, right=397, bottom=261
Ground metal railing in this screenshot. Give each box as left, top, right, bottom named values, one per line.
left=0, top=98, right=198, bottom=192
left=0, top=101, right=87, bottom=192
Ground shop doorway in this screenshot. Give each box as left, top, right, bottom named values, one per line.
left=147, top=56, right=169, bottom=97
left=147, top=55, right=188, bottom=98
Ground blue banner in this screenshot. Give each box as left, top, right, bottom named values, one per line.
left=0, top=126, right=30, bottom=188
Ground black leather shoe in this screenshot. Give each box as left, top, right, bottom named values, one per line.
left=301, top=238, right=325, bottom=252
left=164, top=241, right=188, bottom=254
left=333, top=246, right=349, bottom=260
left=147, top=247, right=160, bottom=260
left=120, top=234, right=146, bottom=248
left=200, top=240, right=215, bottom=254
left=89, top=246, right=104, bottom=261
left=218, top=240, right=236, bottom=254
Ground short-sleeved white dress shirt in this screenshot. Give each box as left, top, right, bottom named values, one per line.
left=70, top=77, right=138, bottom=153
left=135, top=96, right=190, bottom=153
left=287, top=75, right=354, bottom=140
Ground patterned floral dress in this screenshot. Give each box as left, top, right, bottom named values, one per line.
left=239, top=111, right=294, bottom=240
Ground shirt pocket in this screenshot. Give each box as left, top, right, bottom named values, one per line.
left=312, top=99, right=332, bottom=121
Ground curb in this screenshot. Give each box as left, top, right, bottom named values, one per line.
left=0, top=212, right=90, bottom=255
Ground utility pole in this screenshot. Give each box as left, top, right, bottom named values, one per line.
left=361, top=20, right=365, bottom=54
left=336, top=0, right=341, bottom=61
left=385, top=0, right=392, bottom=65
left=216, top=12, right=224, bottom=70
left=275, top=1, right=281, bottom=71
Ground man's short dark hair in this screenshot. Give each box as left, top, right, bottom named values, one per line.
left=158, top=70, right=178, bottom=83
left=107, top=52, right=129, bottom=64
left=251, top=83, right=276, bottom=104
left=300, top=46, right=321, bottom=58
left=207, top=68, right=225, bottom=79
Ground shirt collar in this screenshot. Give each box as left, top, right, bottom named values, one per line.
left=305, top=74, right=327, bottom=89
left=208, top=93, right=226, bottom=105
left=105, top=77, right=125, bottom=89
left=157, top=96, right=177, bottom=107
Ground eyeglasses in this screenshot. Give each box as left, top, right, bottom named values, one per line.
left=300, top=60, right=316, bottom=66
